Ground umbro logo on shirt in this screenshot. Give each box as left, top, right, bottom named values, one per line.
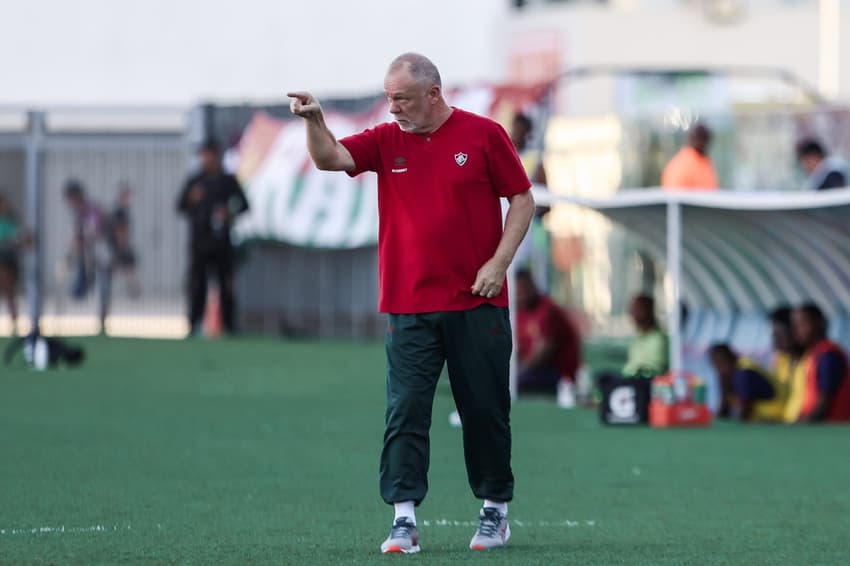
left=392, top=156, right=408, bottom=174
left=454, top=152, right=468, bottom=167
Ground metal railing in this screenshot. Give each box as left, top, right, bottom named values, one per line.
left=1, top=109, right=191, bottom=338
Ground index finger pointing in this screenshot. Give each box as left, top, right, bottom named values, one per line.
left=286, top=91, right=310, bottom=102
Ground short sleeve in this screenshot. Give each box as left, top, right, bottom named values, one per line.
left=339, top=127, right=382, bottom=177
left=486, top=122, right=531, bottom=198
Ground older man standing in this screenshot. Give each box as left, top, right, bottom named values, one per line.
left=289, top=53, right=534, bottom=554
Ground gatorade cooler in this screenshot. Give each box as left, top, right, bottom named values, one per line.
left=599, top=375, right=652, bottom=425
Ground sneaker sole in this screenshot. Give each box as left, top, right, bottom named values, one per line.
left=470, top=544, right=506, bottom=551
left=470, top=524, right=511, bottom=551
left=382, top=544, right=421, bottom=554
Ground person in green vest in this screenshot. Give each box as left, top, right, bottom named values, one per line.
left=622, top=294, right=669, bottom=378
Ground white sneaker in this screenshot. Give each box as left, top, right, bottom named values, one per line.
left=380, top=517, right=420, bottom=554
left=469, top=508, right=510, bottom=550
left=557, top=379, right=577, bottom=409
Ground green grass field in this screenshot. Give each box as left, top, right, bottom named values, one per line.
left=1, top=337, right=849, bottom=565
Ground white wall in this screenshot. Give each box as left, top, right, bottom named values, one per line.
left=1, top=0, right=509, bottom=106
left=6, top=1, right=846, bottom=107
left=501, top=1, right=850, bottom=103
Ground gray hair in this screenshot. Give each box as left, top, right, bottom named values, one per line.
left=387, top=53, right=442, bottom=88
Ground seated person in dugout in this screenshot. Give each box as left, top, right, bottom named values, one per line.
left=515, top=269, right=581, bottom=396
left=784, top=303, right=850, bottom=423
left=709, top=343, right=788, bottom=422
left=595, top=294, right=669, bottom=403
left=768, top=306, right=803, bottom=405
left=622, top=294, right=669, bottom=378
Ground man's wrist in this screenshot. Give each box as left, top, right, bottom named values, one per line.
left=306, top=110, right=325, bottom=126
left=492, top=253, right=512, bottom=271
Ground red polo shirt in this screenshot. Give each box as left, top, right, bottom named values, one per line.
left=340, top=108, right=531, bottom=313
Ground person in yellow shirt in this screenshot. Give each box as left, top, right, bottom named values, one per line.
left=767, top=307, right=802, bottom=420
left=710, top=344, right=787, bottom=422
left=661, top=123, right=719, bottom=191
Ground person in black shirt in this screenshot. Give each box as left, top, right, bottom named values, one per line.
left=177, top=139, right=249, bottom=336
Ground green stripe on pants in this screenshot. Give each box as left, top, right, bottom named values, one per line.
left=380, top=304, right=514, bottom=505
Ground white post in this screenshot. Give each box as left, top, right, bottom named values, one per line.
left=502, top=196, right=519, bottom=400
left=666, top=200, right=682, bottom=372
left=819, top=0, right=841, bottom=100
left=25, top=111, right=45, bottom=337
left=508, top=260, right=518, bottom=400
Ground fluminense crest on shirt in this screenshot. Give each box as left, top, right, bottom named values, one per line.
left=454, top=152, right=468, bottom=167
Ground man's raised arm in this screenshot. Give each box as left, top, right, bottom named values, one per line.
left=287, top=91, right=356, bottom=172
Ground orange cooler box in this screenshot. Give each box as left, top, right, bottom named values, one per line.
left=649, top=400, right=712, bottom=427
left=649, top=372, right=712, bottom=428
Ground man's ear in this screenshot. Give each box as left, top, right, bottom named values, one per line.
left=428, top=86, right=442, bottom=103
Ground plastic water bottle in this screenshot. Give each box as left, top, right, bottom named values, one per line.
left=692, top=379, right=706, bottom=405
left=672, top=372, right=688, bottom=402
left=24, top=336, right=49, bottom=371
left=33, top=338, right=49, bottom=371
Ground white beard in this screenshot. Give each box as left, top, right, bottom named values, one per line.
left=395, top=120, right=418, bottom=133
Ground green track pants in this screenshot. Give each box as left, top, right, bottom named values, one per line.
left=380, top=305, right=514, bottom=505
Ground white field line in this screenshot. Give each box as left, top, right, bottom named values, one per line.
left=0, top=524, right=134, bottom=536
left=421, top=519, right=596, bottom=528
left=1, top=519, right=596, bottom=536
